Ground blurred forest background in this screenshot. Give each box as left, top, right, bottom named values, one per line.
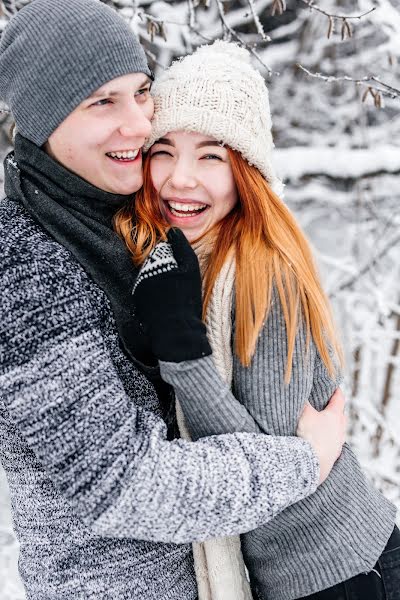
left=0, top=0, right=399, bottom=598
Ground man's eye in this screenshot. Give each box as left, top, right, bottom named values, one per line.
left=92, top=98, right=111, bottom=107
left=135, top=87, right=151, bottom=99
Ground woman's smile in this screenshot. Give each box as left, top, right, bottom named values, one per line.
left=163, top=197, right=209, bottom=220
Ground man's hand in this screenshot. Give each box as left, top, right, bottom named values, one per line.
left=297, top=389, right=347, bottom=485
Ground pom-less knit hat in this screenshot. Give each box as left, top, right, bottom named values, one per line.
left=0, top=0, right=152, bottom=146
left=144, top=41, right=283, bottom=196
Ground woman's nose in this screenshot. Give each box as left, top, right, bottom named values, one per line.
left=168, top=161, right=197, bottom=190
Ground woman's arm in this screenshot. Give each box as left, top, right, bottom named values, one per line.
left=133, top=231, right=345, bottom=485
left=160, top=355, right=262, bottom=438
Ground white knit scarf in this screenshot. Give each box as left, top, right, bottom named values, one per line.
left=175, top=236, right=253, bottom=600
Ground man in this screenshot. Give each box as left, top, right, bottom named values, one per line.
left=0, top=1, right=345, bottom=598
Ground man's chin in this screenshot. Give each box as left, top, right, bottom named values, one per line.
left=106, top=177, right=143, bottom=196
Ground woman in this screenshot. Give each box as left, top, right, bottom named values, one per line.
left=120, top=42, right=399, bottom=599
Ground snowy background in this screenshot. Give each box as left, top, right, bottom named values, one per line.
left=1, top=1, right=399, bottom=598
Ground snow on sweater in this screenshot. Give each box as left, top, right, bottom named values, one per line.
left=0, top=198, right=320, bottom=599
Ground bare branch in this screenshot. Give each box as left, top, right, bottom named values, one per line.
left=215, top=0, right=275, bottom=75
left=297, top=64, right=400, bottom=100
left=245, top=0, right=269, bottom=40
left=299, top=0, right=376, bottom=22
left=373, top=307, right=400, bottom=456
left=187, top=0, right=196, bottom=29
left=331, top=233, right=400, bottom=296
left=143, top=47, right=166, bottom=70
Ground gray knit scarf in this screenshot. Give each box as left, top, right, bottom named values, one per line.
left=3, top=134, right=167, bottom=389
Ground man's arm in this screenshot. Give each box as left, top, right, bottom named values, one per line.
left=0, top=259, right=319, bottom=545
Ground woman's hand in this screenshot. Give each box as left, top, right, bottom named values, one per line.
left=296, top=389, right=347, bottom=485
left=131, top=228, right=212, bottom=362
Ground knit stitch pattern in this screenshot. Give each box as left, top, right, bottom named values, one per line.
left=132, top=241, right=178, bottom=294
left=0, top=0, right=151, bottom=145
left=144, top=41, right=284, bottom=197
left=0, top=198, right=320, bottom=599
left=161, top=287, right=397, bottom=600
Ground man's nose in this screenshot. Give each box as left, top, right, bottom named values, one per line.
left=119, top=103, right=152, bottom=140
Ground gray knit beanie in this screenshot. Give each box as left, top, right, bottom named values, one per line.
left=0, top=0, right=151, bottom=146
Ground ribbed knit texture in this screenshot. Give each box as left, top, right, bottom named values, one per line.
left=0, top=197, right=319, bottom=598
left=144, top=41, right=284, bottom=196
left=177, top=244, right=251, bottom=600
left=161, top=289, right=397, bottom=600
left=0, top=0, right=151, bottom=145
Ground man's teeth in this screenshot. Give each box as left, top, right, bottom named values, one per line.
left=168, top=201, right=207, bottom=216
left=108, top=149, right=139, bottom=160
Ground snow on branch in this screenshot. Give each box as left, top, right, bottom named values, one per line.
left=296, top=64, right=400, bottom=106
left=214, top=0, right=274, bottom=73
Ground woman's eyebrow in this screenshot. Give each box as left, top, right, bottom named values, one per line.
left=153, top=138, right=175, bottom=146
left=196, top=140, right=223, bottom=148
left=152, top=139, right=222, bottom=148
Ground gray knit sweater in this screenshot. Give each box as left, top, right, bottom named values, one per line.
left=160, top=292, right=397, bottom=600
left=0, top=198, right=320, bottom=600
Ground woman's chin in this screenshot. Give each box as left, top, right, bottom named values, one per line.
left=165, top=220, right=207, bottom=243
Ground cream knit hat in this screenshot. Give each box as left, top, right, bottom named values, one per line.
left=144, top=40, right=284, bottom=196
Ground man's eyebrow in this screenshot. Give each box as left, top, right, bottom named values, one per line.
left=88, top=77, right=152, bottom=99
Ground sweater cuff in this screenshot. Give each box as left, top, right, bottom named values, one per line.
left=288, top=437, right=320, bottom=498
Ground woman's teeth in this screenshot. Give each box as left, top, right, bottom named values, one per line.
left=168, top=201, right=207, bottom=217
left=107, top=149, right=139, bottom=160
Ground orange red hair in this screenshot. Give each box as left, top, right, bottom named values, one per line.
left=114, top=149, right=343, bottom=382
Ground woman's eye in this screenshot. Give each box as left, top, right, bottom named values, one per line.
left=150, top=150, right=173, bottom=158
left=202, top=154, right=223, bottom=161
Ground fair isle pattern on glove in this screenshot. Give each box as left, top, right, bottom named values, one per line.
left=132, top=241, right=178, bottom=294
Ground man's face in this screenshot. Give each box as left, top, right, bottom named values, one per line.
left=45, top=72, right=154, bottom=195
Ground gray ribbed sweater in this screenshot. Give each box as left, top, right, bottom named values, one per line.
left=0, top=198, right=320, bottom=600
left=160, top=292, right=397, bottom=600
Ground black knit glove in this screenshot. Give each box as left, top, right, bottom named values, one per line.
left=132, top=228, right=212, bottom=362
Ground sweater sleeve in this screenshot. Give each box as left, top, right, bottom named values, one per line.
left=0, top=257, right=319, bottom=545
left=159, top=355, right=263, bottom=439
left=232, top=290, right=343, bottom=436
left=161, top=288, right=342, bottom=442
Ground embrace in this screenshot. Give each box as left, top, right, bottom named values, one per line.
left=0, top=1, right=398, bottom=599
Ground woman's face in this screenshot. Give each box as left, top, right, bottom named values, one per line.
left=149, top=131, right=238, bottom=242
